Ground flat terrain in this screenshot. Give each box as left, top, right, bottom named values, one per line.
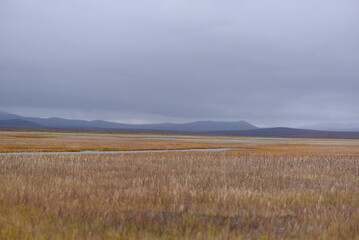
left=1, top=131, right=359, bottom=155
left=0, top=131, right=358, bottom=239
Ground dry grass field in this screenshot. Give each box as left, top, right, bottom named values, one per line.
left=1, top=131, right=359, bottom=155
left=0, top=131, right=359, bottom=239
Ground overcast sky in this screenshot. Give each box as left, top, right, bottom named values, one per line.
left=0, top=0, right=358, bottom=127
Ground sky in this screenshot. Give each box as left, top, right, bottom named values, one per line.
left=0, top=0, right=358, bottom=127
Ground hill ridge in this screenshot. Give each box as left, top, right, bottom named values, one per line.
left=0, top=111, right=257, bottom=132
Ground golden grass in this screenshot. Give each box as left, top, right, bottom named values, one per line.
left=0, top=132, right=252, bottom=152
left=1, top=131, right=359, bottom=156
left=1, top=131, right=359, bottom=239
left=1, top=151, right=359, bottom=239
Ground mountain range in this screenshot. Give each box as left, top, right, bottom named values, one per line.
left=206, top=127, right=359, bottom=139
left=1, top=111, right=359, bottom=139
left=0, top=111, right=257, bottom=132
left=300, top=123, right=359, bottom=132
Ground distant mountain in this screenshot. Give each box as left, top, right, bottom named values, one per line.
left=0, top=119, right=42, bottom=127
left=301, top=123, right=359, bottom=132
left=0, top=111, right=257, bottom=132
left=147, top=120, right=257, bottom=132
left=207, top=127, right=359, bottom=139
left=1, top=111, right=359, bottom=139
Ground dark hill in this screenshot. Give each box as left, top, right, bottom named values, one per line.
left=207, top=127, right=359, bottom=139
left=0, top=119, right=42, bottom=127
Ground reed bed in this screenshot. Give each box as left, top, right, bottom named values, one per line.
left=0, top=152, right=358, bottom=239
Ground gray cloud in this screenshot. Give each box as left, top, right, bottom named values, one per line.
left=1, top=0, right=358, bottom=126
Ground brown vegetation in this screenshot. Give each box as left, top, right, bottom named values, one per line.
left=1, top=131, right=359, bottom=155
left=1, top=150, right=359, bottom=239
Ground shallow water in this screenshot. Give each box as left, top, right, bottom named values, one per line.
left=128, top=137, right=304, bottom=142
left=0, top=148, right=245, bottom=156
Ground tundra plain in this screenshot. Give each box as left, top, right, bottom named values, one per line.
left=0, top=131, right=358, bottom=239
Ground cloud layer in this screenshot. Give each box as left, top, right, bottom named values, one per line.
left=1, top=0, right=358, bottom=126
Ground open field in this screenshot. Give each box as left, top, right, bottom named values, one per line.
left=1, top=131, right=359, bottom=155
left=0, top=131, right=359, bottom=239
